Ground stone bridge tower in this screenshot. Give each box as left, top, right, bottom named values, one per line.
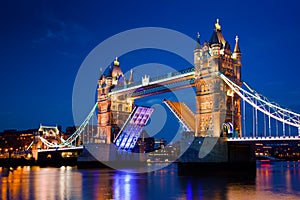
left=194, top=19, right=242, bottom=138
left=97, top=58, right=133, bottom=144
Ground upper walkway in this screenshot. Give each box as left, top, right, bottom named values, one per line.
left=109, top=67, right=195, bottom=97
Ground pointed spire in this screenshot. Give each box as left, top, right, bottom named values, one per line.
left=215, top=18, right=221, bottom=31
left=234, top=36, right=241, bottom=53
left=209, top=31, right=219, bottom=46
left=128, top=69, right=134, bottom=84
left=195, top=32, right=201, bottom=49
left=99, top=67, right=104, bottom=79
left=113, top=57, right=119, bottom=66
left=209, top=19, right=225, bottom=47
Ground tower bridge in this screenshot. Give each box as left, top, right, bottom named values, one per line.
left=33, top=20, right=300, bottom=168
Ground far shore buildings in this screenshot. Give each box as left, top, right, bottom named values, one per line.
left=0, top=125, right=75, bottom=153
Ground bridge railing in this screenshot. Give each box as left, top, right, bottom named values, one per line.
left=112, top=80, right=143, bottom=91
left=111, top=67, right=194, bottom=92
left=227, top=135, right=300, bottom=141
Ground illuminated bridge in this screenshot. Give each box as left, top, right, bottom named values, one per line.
left=31, top=20, right=300, bottom=167
left=35, top=68, right=300, bottom=151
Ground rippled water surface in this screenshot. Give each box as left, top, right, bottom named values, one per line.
left=1, top=161, right=300, bottom=199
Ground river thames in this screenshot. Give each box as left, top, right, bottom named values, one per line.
left=1, top=161, right=300, bottom=199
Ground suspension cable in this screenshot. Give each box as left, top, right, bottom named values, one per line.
left=219, top=73, right=300, bottom=129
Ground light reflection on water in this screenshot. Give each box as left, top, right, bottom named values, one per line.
left=1, top=162, right=300, bottom=199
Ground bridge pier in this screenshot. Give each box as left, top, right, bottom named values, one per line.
left=77, top=143, right=147, bottom=169
left=178, top=137, right=256, bottom=175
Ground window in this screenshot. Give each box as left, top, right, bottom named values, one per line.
left=118, top=104, right=122, bottom=111
left=201, top=84, right=204, bottom=92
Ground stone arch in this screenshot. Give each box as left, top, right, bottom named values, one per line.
left=222, top=122, right=233, bottom=137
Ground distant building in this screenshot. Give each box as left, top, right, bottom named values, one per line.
left=0, top=124, right=65, bottom=153
left=36, top=124, right=61, bottom=149
left=0, top=128, right=38, bottom=153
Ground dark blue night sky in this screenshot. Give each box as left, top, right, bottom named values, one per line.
left=1, top=0, right=300, bottom=133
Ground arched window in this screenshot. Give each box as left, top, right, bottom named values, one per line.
left=118, top=104, right=122, bottom=112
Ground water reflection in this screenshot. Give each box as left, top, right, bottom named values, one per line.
left=254, top=161, right=300, bottom=199
left=1, top=166, right=83, bottom=200
left=1, top=162, right=300, bottom=199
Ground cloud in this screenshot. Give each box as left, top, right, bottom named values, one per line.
left=33, top=17, right=94, bottom=46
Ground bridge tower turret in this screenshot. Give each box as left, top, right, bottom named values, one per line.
left=97, top=67, right=113, bottom=144
left=194, top=19, right=242, bottom=137
left=97, top=58, right=134, bottom=144
left=233, top=36, right=242, bottom=80
left=194, top=32, right=202, bottom=75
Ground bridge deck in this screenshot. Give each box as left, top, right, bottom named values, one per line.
left=114, top=106, right=154, bottom=151
left=227, top=136, right=300, bottom=142
left=37, top=146, right=83, bottom=152
left=163, top=99, right=195, bottom=132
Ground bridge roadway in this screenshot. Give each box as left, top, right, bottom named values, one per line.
left=227, top=136, right=300, bottom=144
left=163, top=99, right=195, bottom=132
left=109, top=67, right=195, bottom=98
left=37, top=135, right=300, bottom=152
left=37, top=146, right=83, bottom=152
